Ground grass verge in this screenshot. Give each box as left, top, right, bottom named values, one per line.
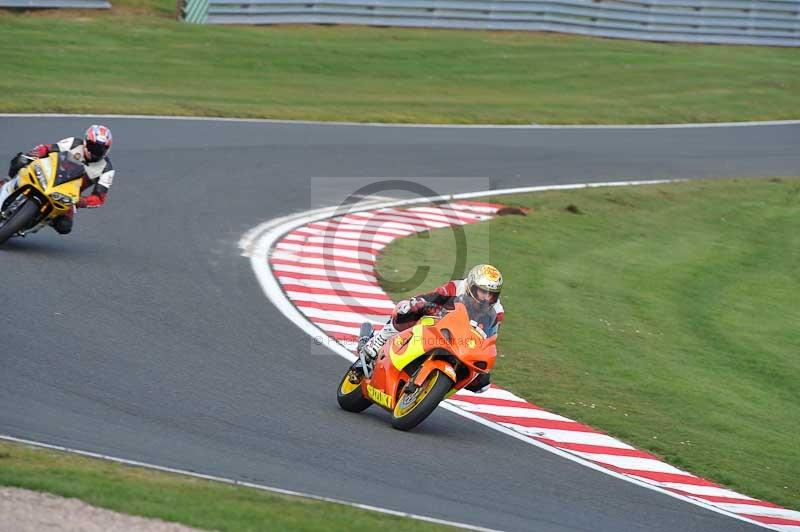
left=0, top=0, right=799, bottom=124
left=376, top=177, right=800, bottom=510
left=0, top=439, right=455, bottom=531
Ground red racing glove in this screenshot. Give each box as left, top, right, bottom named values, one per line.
left=77, top=193, right=106, bottom=208
left=27, top=144, right=52, bottom=159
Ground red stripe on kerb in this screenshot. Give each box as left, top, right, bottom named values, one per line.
left=273, top=270, right=380, bottom=287
left=451, top=395, right=543, bottom=410
left=738, top=514, right=800, bottom=526
left=293, top=301, right=391, bottom=315
left=479, top=413, right=601, bottom=433
left=270, top=258, right=375, bottom=277
left=534, top=438, right=658, bottom=459
left=666, top=488, right=778, bottom=508
left=280, top=283, right=392, bottom=302
left=602, top=465, right=719, bottom=487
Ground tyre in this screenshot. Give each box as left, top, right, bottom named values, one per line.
left=391, top=370, right=452, bottom=431
left=336, top=366, right=372, bottom=413
left=0, top=199, right=39, bottom=246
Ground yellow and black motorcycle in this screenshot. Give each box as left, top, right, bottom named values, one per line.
left=0, top=151, right=85, bottom=246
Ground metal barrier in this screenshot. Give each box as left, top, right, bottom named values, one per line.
left=181, top=0, right=800, bottom=46
left=0, top=0, right=110, bottom=7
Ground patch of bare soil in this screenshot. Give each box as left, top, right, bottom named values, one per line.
left=0, top=487, right=204, bottom=532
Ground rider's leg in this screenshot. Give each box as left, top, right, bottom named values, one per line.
left=362, top=300, right=423, bottom=360
left=362, top=319, right=399, bottom=360
left=0, top=177, right=19, bottom=210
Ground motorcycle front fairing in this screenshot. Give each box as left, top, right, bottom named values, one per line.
left=3, top=152, right=83, bottom=221
left=362, top=325, right=426, bottom=411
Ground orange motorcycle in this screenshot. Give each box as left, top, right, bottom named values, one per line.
left=337, top=294, right=497, bottom=431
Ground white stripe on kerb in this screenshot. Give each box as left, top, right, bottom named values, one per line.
left=292, top=306, right=386, bottom=325
left=270, top=253, right=374, bottom=272
left=771, top=526, right=800, bottom=532
left=282, top=234, right=391, bottom=248
left=656, top=483, right=758, bottom=500
left=713, top=506, right=800, bottom=520
left=295, top=231, right=397, bottom=244
left=569, top=452, right=690, bottom=474
left=347, top=212, right=457, bottom=230
left=285, top=291, right=394, bottom=309
left=298, top=222, right=414, bottom=238
left=315, top=322, right=362, bottom=335
left=271, top=264, right=377, bottom=282
left=275, top=243, right=377, bottom=260
left=446, top=400, right=576, bottom=422
left=500, top=424, right=646, bottom=448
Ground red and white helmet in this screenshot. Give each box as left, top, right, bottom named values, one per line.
left=84, top=125, right=113, bottom=162
left=466, top=264, right=503, bottom=306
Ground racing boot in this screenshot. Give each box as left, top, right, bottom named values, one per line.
left=361, top=319, right=399, bottom=363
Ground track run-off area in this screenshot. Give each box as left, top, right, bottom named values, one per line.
left=1, top=115, right=799, bottom=532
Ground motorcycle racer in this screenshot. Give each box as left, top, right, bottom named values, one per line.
left=2, top=125, right=114, bottom=235
left=360, top=264, right=505, bottom=393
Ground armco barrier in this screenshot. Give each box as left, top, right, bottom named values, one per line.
left=0, top=0, right=109, bottom=7
left=180, top=0, right=800, bottom=47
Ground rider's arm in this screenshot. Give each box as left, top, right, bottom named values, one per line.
left=493, top=300, right=505, bottom=330
left=77, top=183, right=108, bottom=208
left=414, top=280, right=459, bottom=306
left=77, top=160, right=114, bottom=209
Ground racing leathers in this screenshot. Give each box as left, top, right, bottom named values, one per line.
left=4, top=137, right=114, bottom=234
left=361, top=279, right=504, bottom=393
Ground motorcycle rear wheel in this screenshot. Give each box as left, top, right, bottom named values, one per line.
left=336, top=366, right=372, bottom=413
left=391, top=370, right=452, bottom=431
left=0, top=199, right=39, bottom=246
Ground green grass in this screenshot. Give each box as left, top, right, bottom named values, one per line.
left=376, top=177, right=800, bottom=510
left=0, top=440, right=455, bottom=531
left=0, top=0, right=799, bottom=123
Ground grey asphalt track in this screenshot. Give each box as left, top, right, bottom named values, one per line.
left=1, top=116, right=798, bottom=532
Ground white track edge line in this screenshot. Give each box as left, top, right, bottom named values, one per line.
left=0, top=434, right=501, bottom=532
left=2, top=113, right=799, bottom=129
left=239, top=179, right=779, bottom=532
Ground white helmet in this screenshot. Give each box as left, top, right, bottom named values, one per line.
left=466, top=264, right=503, bottom=306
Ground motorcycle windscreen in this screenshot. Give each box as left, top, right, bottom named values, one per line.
left=453, top=294, right=498, bottom=337
left=54, top=152, right=86, bottom=186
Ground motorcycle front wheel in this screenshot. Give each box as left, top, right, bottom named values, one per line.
left=0, top=199, right=39, bottom=246
left=391, top=370, right=452, bottom=431
left=336, top=365, right=372, bottom=413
